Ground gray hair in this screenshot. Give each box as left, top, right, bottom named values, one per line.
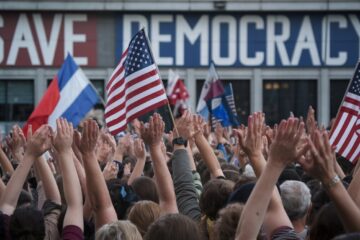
left=96, top=220, right=142, bottom=240
left=280, top=180, right=311, bottom=221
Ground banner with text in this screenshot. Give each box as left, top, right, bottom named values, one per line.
left=116, top=13, right=360, bottom=67
left=0, top=13, right=96, bottom=67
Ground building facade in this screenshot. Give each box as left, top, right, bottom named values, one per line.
left=0, top=0, right=360, bottom=132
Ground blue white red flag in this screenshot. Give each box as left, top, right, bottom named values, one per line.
left=23, top=54, right=98, bottom=132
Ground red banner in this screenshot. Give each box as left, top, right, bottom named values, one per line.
left=0, top=12, right=96, bottom=67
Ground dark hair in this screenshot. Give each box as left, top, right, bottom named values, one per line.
left=332, top=233, right=360, bottom=240
left=10, top=207, right=45, bottom=240
left=131, top=176, right=159, bottom=204
left=233, top=176, right=256, bottom=191
left=17, top=190, right=32, bottom=208
left=309, top=203, right=345, bottom=240
left=144, top=214, right=202, bottom=240
left=308, top=186, right=331, bottom=225
left=221, top=163, right=240, bottom=183
left=214, top=203, right=244, bottom=240
left=107, top=179, right=139, bottom=219
left=200, top=179, right=234, bottom=220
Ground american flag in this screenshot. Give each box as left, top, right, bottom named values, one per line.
left=105, top=29, right=168, bottom=135
left=329, top=62, right=360, bottom=163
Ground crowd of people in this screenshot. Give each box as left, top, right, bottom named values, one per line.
left=0, top=106, right=359, bottom=240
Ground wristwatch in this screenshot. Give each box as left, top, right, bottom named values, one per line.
left=325, top=175, right=340, bottom=189
left=172, top=137, right=188, bottom=147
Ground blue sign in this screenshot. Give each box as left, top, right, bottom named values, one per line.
left=116, top=13, right=360, bottom=67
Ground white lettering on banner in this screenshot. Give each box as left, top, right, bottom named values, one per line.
left=33, top=13, right=62, bottom=66
left=0, top=15, right=3, bottom=64
left=151, top=15, right=173, bottom=65
left=64, top=14, right=88, bottom=65
left=291, top=16, right=320, bottom=66
left=266, top=15, right=291, bottom=66
left=212, top=15, right=236, bottom=65
left=1, top=13, right=90, bottom=66
left=123, top=14, right=148, bottom=53
left=7, top=14, right=40, bottom=65
left=176, top=15, right=209, bottom=66
left=349, top=15, right=360, bottom=58
left=322, top=15, right=347, bottom=66
left=239, top=15, right=265, bottom=66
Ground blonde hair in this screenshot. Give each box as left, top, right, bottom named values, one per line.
left=127, top=200, right=161, bottom=236
left=96, top=220, right=142, bottom=240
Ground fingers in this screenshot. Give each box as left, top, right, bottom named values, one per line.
left=27, top=124, right=33, bottom=139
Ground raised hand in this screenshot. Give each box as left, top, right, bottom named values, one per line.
left=192, top=114, right=206, bottom=137
left=140, top=113, right=164, bottom=147
left=26, top=125, right=53, bottom=158
left=6, top=125, right=26, bottom=161
left=268, top=117, right=308, bottom=168
left=176, top=110, right=194, bottom=140
left=234, top=112, right=264, bottom=158
left=102, top=161, right=118, bottom=180
left=298, top=130, right=337, bottom=184
left=52, top=118, right=74, bottom=152
left=133, top=138, right=146, bottom=161
left=80, top=119, right=99, bottom=155
left=306, top=106, right=317, bottom=136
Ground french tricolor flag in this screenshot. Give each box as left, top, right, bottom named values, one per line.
left=23, top=54, right=99, bottom=133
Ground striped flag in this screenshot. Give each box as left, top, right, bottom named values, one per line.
left=105, top=29, right=168, bottom=135
left=329, top=62, right=360, bottom=163
left=224, top=83, right=240, bottom=126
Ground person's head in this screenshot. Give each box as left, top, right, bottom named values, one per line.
left=107, top=179, right=139, bottom=219
left=278, top=167, right=301, bottom=185
left=144, top=214, right=202, bottom=240
left=332, top=233, right=360, bottom=240
left=10, top=206, right=45, bottom=240
left=96, top=220, right=142, bottom=240
left=127, top=200, right=161, bottom=236
left=214, top=203, right=244, bottom=240
left=280, top=180, right=311, bottom=221
left=221, top=163, right=240, bottom=183
left=309, top=203, right=345, bottom=240
left=17, top=190, right=33, bottom=208
left=131, top=176, right=159, bottom=203
left=200, top=179, right=234, bottom=220
left=228, top=182, right=255, bottom=205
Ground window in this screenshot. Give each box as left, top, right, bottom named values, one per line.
left=0, top=80, right=34, bottom=122
left=330, top=79, right=350, bottom=119
left=90, top=79, right=105, bottom=110
left=196, top=79, right=250, bottom=124
left=263, top=80, right=317, bottom=126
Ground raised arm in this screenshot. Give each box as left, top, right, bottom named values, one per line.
left=0, top=125, right=52, bottom=215
left=140, top=113, right=178, bottom=215
left=236, top=118, right=307, bottom=240
left=193, top=115, right=224, bottom=178
left=52, top=118, right=83, bottom=230
left=127, top=138, right=146, bottom=185
left=234, top=113, right=293, bottom=237
left=6, top=125, right=26, bottom=163
left=299, top=130, right=360, bottom=232
left=0, top=144, right=14, bottom=175
left=34, top=155, right=61, bottom=205
left=80, top=120, right=117, bottom=230
left=348, top=159, right=360, bottom=206
left=171, top=111, right=201, bottom=221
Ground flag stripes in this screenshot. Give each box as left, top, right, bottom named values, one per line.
left=105, top=29, right=168, bottom=136
left=330, top=62, right=360, bottom=163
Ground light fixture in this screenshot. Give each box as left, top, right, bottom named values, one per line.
left=214, top=1, right=226, bottom=10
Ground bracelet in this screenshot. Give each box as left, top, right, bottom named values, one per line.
left=325, top=175, right=340, bottom=189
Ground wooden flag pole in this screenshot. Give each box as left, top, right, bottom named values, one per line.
left=142, top=28, right=179, bottom=136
